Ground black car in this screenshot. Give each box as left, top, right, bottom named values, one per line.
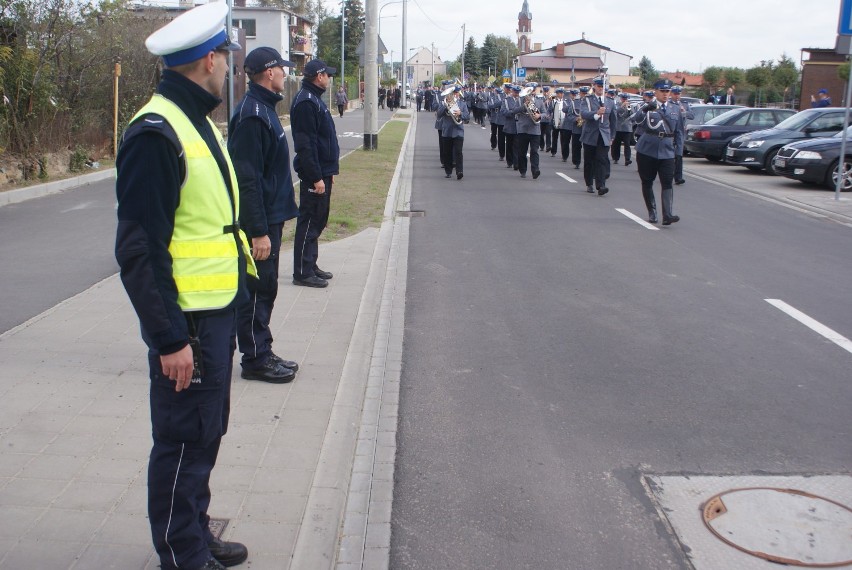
left=772, top=126, right=852, bottom=191
left=685, top=107, right=796, bottom=161
left=726, top=107, right=849, bottom=175
left=684, top=104, right=743, bottom=129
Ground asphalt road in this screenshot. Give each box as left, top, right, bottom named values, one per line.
left=0, top=106, right=393, bottom=334
left=391, top=115, right=852, bottom=568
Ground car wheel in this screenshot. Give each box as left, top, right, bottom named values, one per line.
left=764, top=148, right=780, bottom=176
left=826, top=157, right=852, bottom=192
left=706, top=156, right=721, bottom=162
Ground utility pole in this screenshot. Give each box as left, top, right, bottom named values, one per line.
left=431, top=41, right=434, bottom=87
left=461, top=23, right=465, bottom=83
left=364, top=0, right=378, bottom=149
left=401, top=0, right=407, bottom=108
left=340, top=0, right=345, bottom=92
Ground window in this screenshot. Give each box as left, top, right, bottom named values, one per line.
left=747, top=111, right=775, bottom=127
left=808, top=113, right=844, bottom=133
left=234, top=19, right=256, bottom=38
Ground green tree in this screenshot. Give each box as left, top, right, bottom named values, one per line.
left=772, top=54, right=799, bottom=105
left=723, top=67, right=744, bottom=88
left=839, top=61, right=850, bottom=82
left=490, top=35, right=519, bottom=72
left=637, top=56, right=658, bottom=88
left=745, top=65, right=772, bottom=106
left=462, top=36, right=480, bottom=82
left=480, top=34, right=501, bottom=78
left=702, top=66, right=723, bottom=93
left=530, top=68, right=551, bottom=83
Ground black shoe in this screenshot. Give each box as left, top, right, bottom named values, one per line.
left=625, top=160, right=632, bottom=166
left=293, top=275, right=328, bottom=288
left=662, top=215, right=680, bottom=226
left=314, top=268, right=333, bottom=280
left=614, top=159, right=619, bottom=164
left=506, top=163, right=513, bottom=168
left=241, top=359, right=296, bottom=383
left=550, top=153, right=556, bottom=157
left=457, top=172, right=463, bottom=180
left=562, top=158, right=567, bottom=162
left=445, top=173, right=451, bottom=178
left=513, top=166, right=519, bottom=171
left=499, top=155, right=505, bottom=160
left=520, top=172, right=527, bottom=178
left=675, top=179, right=685, bottom=185
left=269, top=353, right=299, bottom=372
left=197, top=558, right=227, bottom=570
left=574, top=164, right=580, bottom=169
left=597, top=187, right=609, bottom=196
left=532, top=170, right=540, bottom=179
left=648, top=215, right=658, bottom=224
left=208, top=537, right=249, bottom=567
left=586, top=186, right=595, bottom=193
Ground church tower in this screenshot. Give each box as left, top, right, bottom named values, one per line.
left=517, top=0, right=532, bottom=54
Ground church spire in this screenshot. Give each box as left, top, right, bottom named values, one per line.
left=517, top=0, right=532, bottom=54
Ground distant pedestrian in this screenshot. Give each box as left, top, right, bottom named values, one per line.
left=811, top=88, right=832, bottom=108
left=335, top=85, right=348, bottom=117
left=291, top=60, right=341, bottom=288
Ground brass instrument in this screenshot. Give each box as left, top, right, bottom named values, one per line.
left=441, top=85, right=463, bottom=126
left=518, top=86, right=541, bottom=125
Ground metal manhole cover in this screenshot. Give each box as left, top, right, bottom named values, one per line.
left=701, top=487, right=852, bottom=567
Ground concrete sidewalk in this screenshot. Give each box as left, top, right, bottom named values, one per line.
left=0, top=113, right=416, bottom=570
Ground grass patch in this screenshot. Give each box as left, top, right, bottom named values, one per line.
left=282, top=118, right=409, bottom=244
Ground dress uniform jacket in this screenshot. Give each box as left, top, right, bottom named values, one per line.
left=570, top=98, right=585, bottom=134
left=615, top=104, right=634, bottom=133
left=552, top=96, right=565, bottom=130
left=579, top=93, right=617, bottom=146
left=515, top=97, right=543, bottom=135
left=489, top=91, right=505, bottom=126
left=501, top=96, right=520, bottom=135
left=672, top=100, right=694, bottom=154
left=436, top=100, right=470, bottom=138
left=631, top=100, right=678, bottom=159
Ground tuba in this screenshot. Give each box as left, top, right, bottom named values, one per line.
left=441, top=85, right=463, bottom=126
left=518, top=86, right=541, bottom=125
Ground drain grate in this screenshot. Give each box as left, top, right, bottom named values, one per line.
left=208, top=518, right=229, bottom=539
left=396, top=210, right=425, bottom=217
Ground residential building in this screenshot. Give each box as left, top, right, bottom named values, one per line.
left=406, top=46, right=446, bottom=88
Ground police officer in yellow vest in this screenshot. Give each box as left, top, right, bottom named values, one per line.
left=115, top=4, right=254, bottom=569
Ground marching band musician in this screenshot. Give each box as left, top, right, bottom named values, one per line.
left=435, top=80, right=450, bottom=170
left=551, top=87, right=565, bottom=158
left=571, top=87, right=588, bottom=169
left=539, top=85, right=553, bottom=153
left=437, top=84, right=470, bottom=180
left=489, top=85, right=505, bottom=154
left=630, top=79, right=680, bottom=225
left=558, top=89, right=576, bottom=163
left=514, top=83, right=545, bottom=179
left=612, top=92, right=634, bottom=166
left=580, top=78, right=617, bottom=195
left=501, top=84, right=521, bottom=170
left=670, top=85, right=693, bottom=185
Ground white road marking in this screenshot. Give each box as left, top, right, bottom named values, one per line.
left=556, top=172, right=577, bottom=184
left=765, top=299, right=852, bottom=355
left=616, top=208, right=660, bottom=230
left=61, top=201, right=95, bottom=213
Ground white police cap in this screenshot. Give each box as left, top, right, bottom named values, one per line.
left=145, top=3, right=240, bottom=67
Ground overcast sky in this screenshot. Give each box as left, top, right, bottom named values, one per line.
left=374, top=0, right=840, bottom=72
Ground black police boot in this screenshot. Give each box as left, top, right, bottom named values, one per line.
left=314, top=267, right=333, bottom=280
left=208, top=537, right=248, bottom=567
left=197, top=557, right=227, bottom=570
left=648, top=209, right=658, bottom=224
left=241, top=359, right=296, bottom=384
left=293, top=275, right=328, bottom=288
left=597, top=187, right=609, bottom=196
left=661, top=186, right=679, bottom=225
left=269, top=353, right=299, bottom=372
left=586, top=185, right=595, bottom=193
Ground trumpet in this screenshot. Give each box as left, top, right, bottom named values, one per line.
left=518, top=86, right=541, bottom=125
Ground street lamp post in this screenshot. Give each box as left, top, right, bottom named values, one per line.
left=340, top=1, right=345, bottom=93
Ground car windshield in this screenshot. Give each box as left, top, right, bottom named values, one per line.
left=773, top=111, right=817, bottom=131
left=703, top=109, right=742, bottom=125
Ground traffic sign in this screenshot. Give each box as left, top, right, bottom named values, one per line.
left=501, top=69, right=511, bottom=78
left=840, top=0, right=852, bottom=34
left=516, top=67, right=526, bottom=78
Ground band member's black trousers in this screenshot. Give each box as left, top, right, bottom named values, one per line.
left=496, top=125, right=505, bottom=159
left=583, top=135, right=610, bottom=189
left=490, top=123, right=498, bottom=149
left=611, top=131, right=632, bottom=163
left=539, top=122, right=552, bottom=151
left=559, top=128, right=572, bottom=160
left=438, top=131, right=446, bottom=167
left=515, top=133, right=540, bottom=175
left=504, top=133, right=516, bottom=167
left=674, top=153, right=684, bottom=181
left=637, top=153, right=676, bottom=220
left=571, top=132, right=582, bottom=166
left=441, top=136, right=464, bottom=175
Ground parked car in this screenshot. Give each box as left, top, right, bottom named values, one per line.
left=685, top=107, right=797, bottom=162
left=726, top=108, right=849, bottom=174
left=772, top=126, right=852, bottom=191
left=680, top=96, right=702, bottom=106
left=684, top=104, right=743, bottom=129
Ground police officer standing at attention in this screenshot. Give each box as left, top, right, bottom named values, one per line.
left=670, top=85, right=693, bottom=185
left=580, top=78, right=617, bottom=195
left=228, top=47, right=300, bottom=384
left=631, top=79, right=680, bottom=225
left=292, top=60, right=341, bottom=288
left=115, top=4, right=252, bottom=569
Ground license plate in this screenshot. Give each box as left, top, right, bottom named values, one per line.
left=726, top=148, right=735, bottom=157
left=776, top=158, right=786, bottom=168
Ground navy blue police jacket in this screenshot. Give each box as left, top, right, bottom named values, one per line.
left=290, top=79, right=340, bottom=183
left=228, top=82, right=298, bottom=238
left=115, top=70, right=247, bottom=355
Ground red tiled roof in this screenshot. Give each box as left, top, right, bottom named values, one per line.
left=659, top=72, right=704, bottom=87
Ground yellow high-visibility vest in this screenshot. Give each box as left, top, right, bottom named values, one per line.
left=131, top=94, right=256, bottom=311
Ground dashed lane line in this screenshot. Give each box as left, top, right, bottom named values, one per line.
left=616, top=208, right=660, bottom=231
left=556, top=172, right=577, bottom=184
left=765, top=298, right=852, bottom=355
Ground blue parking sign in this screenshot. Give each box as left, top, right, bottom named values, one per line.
left=841, top=0, right=852, bottom=34
left=517, top=67, right=526, bottom=78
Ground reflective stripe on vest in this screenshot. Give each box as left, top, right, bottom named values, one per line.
left=131, top=94, right=256, bottom=311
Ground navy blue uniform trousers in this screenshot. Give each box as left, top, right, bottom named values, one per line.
left=238, top=223, right=282, bottom=370
left=293, top=178, right=332, bottom=280
left=147, top=309, right=236, bottom=570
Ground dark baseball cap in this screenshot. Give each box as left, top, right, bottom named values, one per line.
left=304, top=59, right=336, bottom=77
left=244, top=47, right=294, bottom=75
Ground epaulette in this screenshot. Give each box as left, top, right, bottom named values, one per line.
left=122, top=113, right=186, bottom=184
